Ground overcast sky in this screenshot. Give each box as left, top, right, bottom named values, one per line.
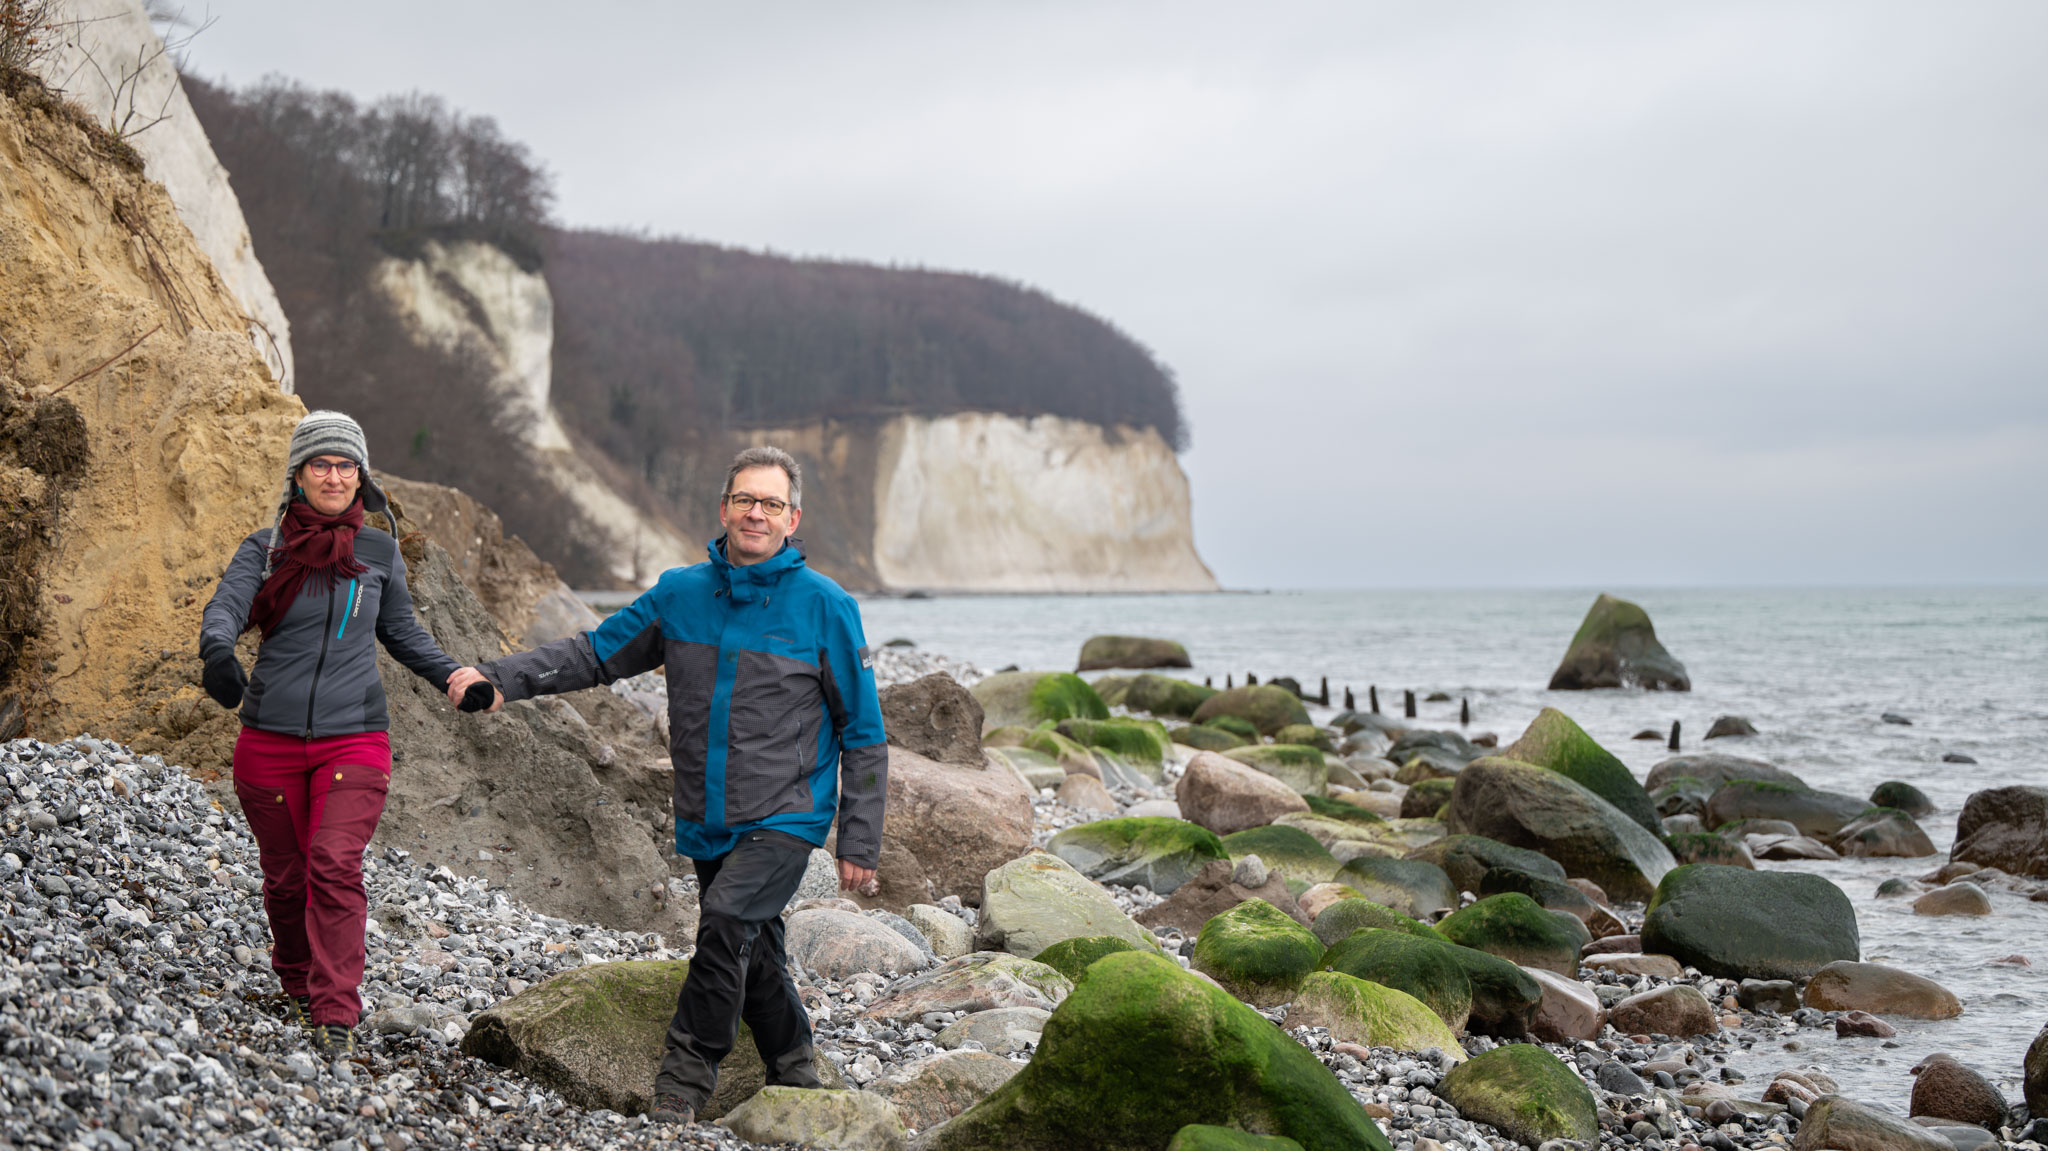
left=180, top=2, right=2047, bottom=589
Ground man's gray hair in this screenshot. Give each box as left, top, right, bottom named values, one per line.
left=724, top=446, right=802, bottom=509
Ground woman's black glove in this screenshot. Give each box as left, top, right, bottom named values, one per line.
left=202, top=649, right=247, bottom=709
left=457, top=680, right=496, bottom=713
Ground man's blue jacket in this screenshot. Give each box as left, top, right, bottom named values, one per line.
left=479, top=538, right=888, bottom=866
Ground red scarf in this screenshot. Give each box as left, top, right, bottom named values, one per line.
left=247, top=499, right=369, bottom=638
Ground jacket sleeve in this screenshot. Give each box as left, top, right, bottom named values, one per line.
left=199, top=535, right=266, bottom=660
left=821, top=596, right=887, bottom=869
left=374, top=543, right=461, bottom=691
left=478, top=583, right=665, bottom=703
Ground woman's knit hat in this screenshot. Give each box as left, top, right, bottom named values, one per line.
left=261, top=410, right=389, bottom=577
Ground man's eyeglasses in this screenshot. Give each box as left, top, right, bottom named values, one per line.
left=306, top=459, right=360, bottom=479
left=725, top=493, right=790, bottom=517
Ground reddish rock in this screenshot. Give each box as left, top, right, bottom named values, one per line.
left=1909, top=1053, right=2009, bottom=1129
left=1524, top=967, right=1605, bottom=1043
left=1803, top=961, right=1963, bottom=1020
left=1607, top=984, right=1718, bottom=1038
left=1135, top=858, right=1307, bottom=936
left=1583, top=953, right=1685, bottom=979
left=1174, top=751, right=1310, bottom=837
left=1835, top=1011, right=1897, bottom=1039
left=843, top=746, right=1034, bottom=913
left=1950, top=786, right=2048, bottom=878
left=1583, top=934, right=1643, bottom=957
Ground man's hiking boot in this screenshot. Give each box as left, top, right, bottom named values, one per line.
left=648, top=1093, right=695, bottom=1126
left=310, top=1023, right=355, bottom=1058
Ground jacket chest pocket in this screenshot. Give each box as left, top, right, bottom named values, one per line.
left=722, top=649, right=822, bottom=824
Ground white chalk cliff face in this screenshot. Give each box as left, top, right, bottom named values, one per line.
left=375, top=239, right=694, bottom=585
left=871, top=413, right=1217, bottom=592
left=34, top=0, right=295, bottom=389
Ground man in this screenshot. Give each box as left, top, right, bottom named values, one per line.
left=446, top=446, right=886, bottom=1125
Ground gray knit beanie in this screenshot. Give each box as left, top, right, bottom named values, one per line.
left=261, top=410, right=389, bottom=576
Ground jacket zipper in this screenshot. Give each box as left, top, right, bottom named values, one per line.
left=303, top=584, right=336, bottom=739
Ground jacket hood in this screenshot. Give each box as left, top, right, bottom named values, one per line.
left=706, top=536, right=807, bottom=603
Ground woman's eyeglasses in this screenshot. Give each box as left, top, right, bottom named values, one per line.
left=306, top=459, right=360, bottom=479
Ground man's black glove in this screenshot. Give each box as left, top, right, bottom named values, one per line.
left=457, top=680, right=496, bottom=713
left=202, top=648, right=247, bottom=709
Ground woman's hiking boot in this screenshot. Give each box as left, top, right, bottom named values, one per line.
left=310, top=1023, right=355, bottom=1059
left=282, top=994, right=313, bottom=1030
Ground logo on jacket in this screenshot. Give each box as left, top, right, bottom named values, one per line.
left=859, top=645, right=874, bottom=669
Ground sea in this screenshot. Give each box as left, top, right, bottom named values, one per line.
left=854, top=586, right=2048, bottom=1104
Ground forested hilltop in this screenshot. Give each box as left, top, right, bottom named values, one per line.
left=187, top=75, right=1192, bottom=587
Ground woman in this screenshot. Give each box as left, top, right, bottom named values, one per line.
left=200, top=410, right=470, bottom=1057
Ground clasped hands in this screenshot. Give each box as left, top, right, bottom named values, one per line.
left=445, top=667, right=504, bottom=713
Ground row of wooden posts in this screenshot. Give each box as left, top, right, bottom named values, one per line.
left=1195, top=674, right=1688, bottom=750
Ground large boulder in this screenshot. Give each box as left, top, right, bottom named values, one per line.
left=1662, top=831, right=1756, bottom=869
left=1607, top=984, right=1718, bottom=1037
left=1401, top=778, right=1455, bottom=820
left=1077, top=635, right=1192, bottom=672
left=1309, top=897, right=1448, bottom=949
left=1435, top=893, right=1584, bottom=976
left=1171, top=724, right=1249, bottom=752
left=1802, top=961, right=1962, bottom=1020
left=1502, top=708, right=1661, bottom=832
left=1442, top=757, right=1677, bottom=903
left=921, top=952, right=1390, bottom=1151
left=1439, top=944, right=1544, bottom=1037
left=786, top=909, right=933, bottom=979
left=978, top=851, right=1162, bottom=959
left=1870, top=781, right=1936, bottom=817
left=1332, top=857, right=1459, bottom=920
left=1832, top=808, right=1937, bottom=858
left=1192, top=899, right=1326, bottom=1007
left=1121, top=673, right=1217, bottom=718
left=1949, top=786, right=2048, bottom=877
left=1046, top=818, right=1228, bottom=895
left=1283, top=972, right=1465, bottom=1061
left=863, top=953, right=1073, bottom=1022
left=1166, top=1129, right=1307, bottom=1151
left=1438, top=1043, right=1599, bottom=1146
left=1057, top=717, right=1170, bottom=766
left=1477, top=867, right=1606, bottom=928
left=1523, top=968, right=1605, bottom=1043
left=1704, top=779, right=1870, bottom=839
left=2026, top=1022, right=2048, bottom=1117
left=1192, top=686, right=1312, bottom=737
left=1031, top=936, right=1145, bottom=984
left=1645, top=753, right=1807, bottom=793
left=1791, top=1096, right=1952, bottom=1151
left=1640, top=865, right=1858, bottom=981
left=1219, top=825, right=1341, bottom=888
left=460, top=960, right=842, bottom=1120
left=1908, top=1053, right=2009, bottom=1129
left=1405, top=835, right=1566, bottom=896
left=845, top=747, right=1034, bottom=914
left=1137, top=859, right=1308, bottom=936
left=1223, top=745, right=1330, bottom=797
left=1176, top=752, right=1311, bottom=837
left=1318, top=929, right=1473, bottom=1032
left=1546, top=594, right=1690, bottom=691
left=719, top=1087, right=907, bottom=1151
left=868, top=1052, right=1021, bottom=1135
left=970, top=671, right=1107, bottom=732
left=881, top=673, right=987, bottom=768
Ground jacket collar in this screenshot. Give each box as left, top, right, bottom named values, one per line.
left=707, top=536, right=806, bottom=603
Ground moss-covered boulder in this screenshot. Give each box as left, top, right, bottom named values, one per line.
left=1022, top=728, right=1100, bottom=775
left=984, top=725, right=1035, bottom=748
left=1031, top=936, right=1144, bottom=984
left=1436, top=893, right=1585, bottom=975
left=971, top=671, right=1109, bottom=732
left=1118, top=673, right=1217, bottom=719
left=1284, top=971, right=1465, bottom=1061
left=1650, top=775, right=1713, bottom=819
left=984, top=745, right=1067, bottom=792
left=1318, top=929, right=1473, bottom=1031
left=978, top=851, right=1164, bottom=959
left=1220, top=825, right=1341, bottom=888
left=1405, top=835, right=1566, bottom=896
left=1273, top=723, right=1334, bottom=752
left=1401, top=778, right=1455, bottom=819
left=1503, top=708, right=1661, bottom=833
left=1661, top=831, right=1755, bottom=868
left=1332, top=856, right=1457, bottom=920
left=1831, top=807, right=1937, bottom=858
left=924, top=952, right=1390, bottom=1151
left=1309, top=896, right=1448, bottom=948
left=1167, top=1128, right=1305, bottom=1151
left=1077, top=635, right=1192, bottom=672
left=1193, top=686, right=1312, bottom=736
left=1047, top=818, right=1229, bottom=895
left=1442, top=757, right=1677, bottom=902
left=461, top=960, right=842, bottom=1120
left=1057, top=717, right=1171, bottom=765
left=1440, top=943, right=1545, bottom=1037
left=1476, top=867, right=1602, bottom=923
left=1203, top=714, right=1262, bottom=741
left=1192, top=899, right=1327, bottom=1007
left=1224, top=744, right=1330, bottom=797
left=1870, top=780, right=1935, bottom=817
left=1704, top=779, right=1870, bottom=839
left=1353, top=817, right=1446, bottom=852
left=1170, top=724, right=1248, bottom=752
left=1438, top=1042, right=1599, bottom=1145
left=1640, top=864, right=1858, bottom=980
left=718, top=1087, right=908, bottom=1150
left=1546, top=593, right=1690, bottom=692
left=1303, top=794, right=1387, bottom=826
left=1090, top=676, right=1135, bottom=708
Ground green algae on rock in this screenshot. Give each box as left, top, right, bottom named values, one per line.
left=1640, top=864, right=1859, bottom=981
left=1057, top=717, right=1171, bottom=764
left=1122, top=673, right=1218, bottom=718
left=1662, top=831, right=1755, bottom=868
left=1318, top=928, right=1473, bottom=1032
left=971, top=671, right=1108, bottom=732
left=1332, top=856, right=1458, bottom=920
left=1223, top=744, right=1331, bottom=797
left=1189, top=898, right=1325, bottom=1007
left=1546, top=593, right=1690, bottom=692
left=1443, top=757, right=1676, bottom=902
left=923, top=952, right=1390, bottom=1151
left=1166, top=1126, right=1307, bottom=1151
left=1170, top=723, right=1249, bottom=752
left=1284, top=971, right=1466, bottom=1062
left=1193, top=685, right=1312, bottom=736
left=1503, top=708, right=1661, bottom=833
left=1308, top=896, right=1449, bottom=949
left=1032, top=935, right=1145, bottom=984
left=1405, top=834, right=1566, bottom=896
left=1273, top=723, right=1334, bottom=751
left=1438, top=1042, right=1598, bottom=1145
left=1704, top=778, right=1872, bottom=839
left=1047, top=818, right=1229, bottom=895
left=1220, top=825, right=1341, bottom=888
left=1436, top=893, right=1585, bottom=975
left=1439, top=942, right=1545, bottom=1037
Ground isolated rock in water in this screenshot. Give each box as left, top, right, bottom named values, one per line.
left=971, top=671, right=1108, bottom=732
left=1833, top=808, right=1937, bottom=858
left=1443, top=757, right=1677, bottom=903
left=978, top=851, right=1161, bottom=958
left=1803, top=961, right=1962, bottom=1020
left=1175, top=751, right=1310, bottom=836
left=852, top=746, right=1034, bottom=914
left=922, top=952, right=1391, bottom=1151
left=1704, top=715, right=1758, bottom=739
left=1308, top=897, right=1448, bottom=949
left=1882, top=712, right=1914, bottom=726
left=1224, top=744, right=1331, bottom=797
left=719, top=1086, right=907, bottom=1151
left=1220, top=825, right=1340, bottom=888
left=1436, top=893, right=1584, bottom=976
left=1791, top=1096, right=1952, bottom=1151
left=1607, top=984, right=1719, bottom=1037
left=1192, top=685, right=1313, bottom=736
left=1641, top=865, right=1858, bottom=981
left=461, top=960, right=842, bottom=1119
left=1046, top=817, right=1228, bottom=895
left=1122, top=673, right=1217, bottom=718
left=1319, top=930, right=1473, bottom=1032
left=1524, top=968, right=1606, bottom=1043
left=1704, top=779, right=1871, bottom=839
left=867, top=1051, right=1021, bottom=1134
left=1912, top=882, right=1992, bottom=917
left=1909, top=1053, right=2009, bottom=1130
left=2026, top=1022, right=2048, bottom=1116
left=1031, top=936, right=1145, bottom=984
left=880, top=673, right=987, bottom=768
left=1406, top=835, right=1567, bottom=895
left=1949, top=786, right=2048, bottom=878
left=1942, top=752, right=1978, bottom=765
left=1192, top=899, right=1326, bottom=1007
left=1284, top=971, right=1465, bottom=1061
left=1547, top=594, right=1691, bottom=691
left=786, top=909, right=932, bottom=979
left=1870, top=781, right=1936, bottom=817
left=1645, top=753, right=1807, bottom=793
left=1077, top=634, right=1192, bottom=671
left=1333, top=856, right=1459, bottom=920
left=1503, top=708, right=1661, bottom=833
left=1137, top=858, right=1307, bottom=936
left=1439, top=1043, right=1599, bottom=1146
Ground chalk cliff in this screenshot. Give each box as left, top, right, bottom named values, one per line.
left=374, top=238, right=694, bottom=585
left=32, top=0, right=294, bottom=387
